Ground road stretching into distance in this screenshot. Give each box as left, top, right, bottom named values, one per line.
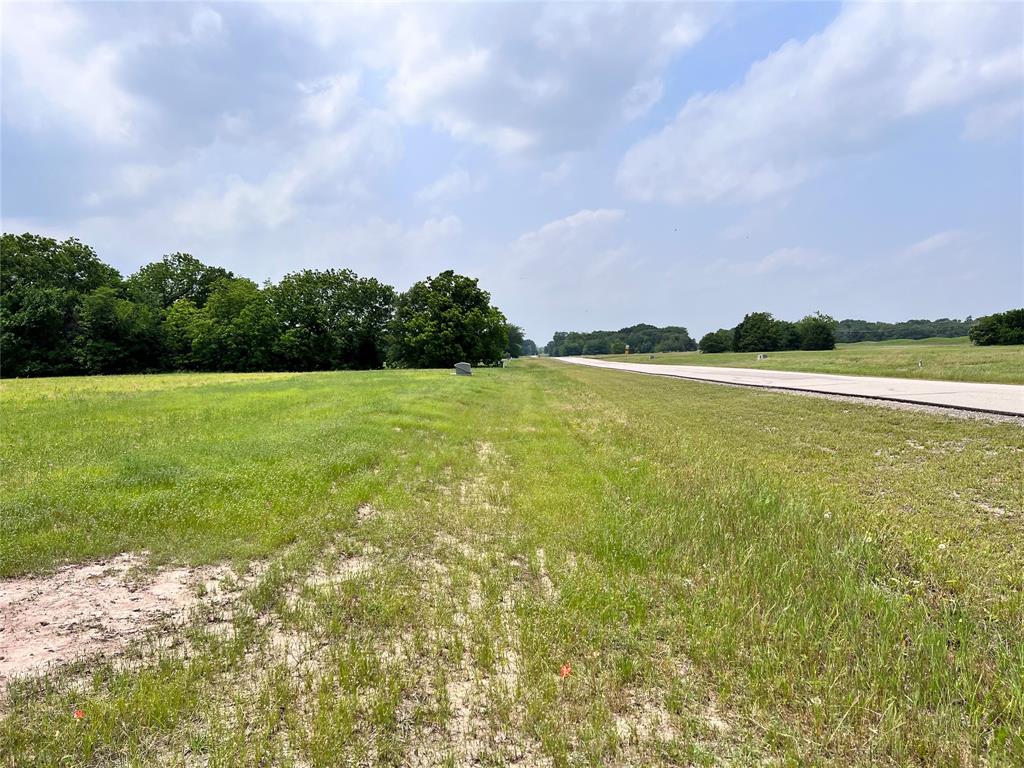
left=554, top=357, right=1024, bottom=417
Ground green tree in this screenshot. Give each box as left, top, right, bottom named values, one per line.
left=272, top=269, right=395, bottom=370
left=772, top=319, right=800, bottom=350
left=969, top=309, right=1024, bottom=346
left=127, top=253, right=233, bottom=309
left=545, top=332, right=567, bottom=355
left=505, top=324, right=525, bottom=358
left=521, top=339, right=538, bottom=356
left=698, top=328, right=733, bottom=353
left=545, top=324, right=695, bottom=356
left=733, top=312, right=780, bottom=352
left=1, top=233, right=121, bottom=376
left=561, top=333, right=585, bottom=356
left=797, top=312, right=837, bottom=350
left=191, top=278, right=280, bottom=371
left=388, top=270, right=508, bottom=368
left=162, top=299, right=204, bottom=369
left=73, top=286, right=163, bottom=374
left=836, top=317, right=976, bottom=342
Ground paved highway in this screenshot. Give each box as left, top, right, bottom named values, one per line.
left=555, top=357, right=1024, bottom=416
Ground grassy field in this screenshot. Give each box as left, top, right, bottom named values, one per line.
left=593, top=337, right=1024, bottom=384
left=1, top=362, right=1022, bottom=766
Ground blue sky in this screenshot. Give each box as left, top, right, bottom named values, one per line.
left=2, top=2, right=1021, bottom=343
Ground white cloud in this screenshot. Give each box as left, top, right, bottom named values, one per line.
left=300, top=73, right=361, bottom=130
left=287, top=214, right=465, bottom=288
left=507, top=209, right=630, bottom=300
left=622, top=78, right=664, bottom=121
left=406, top=215, right=463, bottom=249
left=618, top=2, right=1024, bottom=204
left=416, top=169, right=481, bottom=205
left=267, top=3, right=717, bottom=155
left=171, top=112, right=401, bottom=236
left=728, top=247, right=831, bottom=276
left=84, top=163, right=172, bottom=207
left=492, top=208, right=652, bottom=338
left=901, top=230, right=967, bottom=260
left=1, top=3, right=146, bottom=142
left=189, top=8, right=222, bottom=42
left=516, top=209, right=625, bottom=248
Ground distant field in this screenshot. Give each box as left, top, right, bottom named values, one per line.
left=2, top=362, right=1022, bottom=765
left=594, top=336, right=1024, bottom=384
left=838, top=336, right=973, bottom=346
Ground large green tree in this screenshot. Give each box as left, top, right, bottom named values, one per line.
left=162, top=299, right=205, bottom=370
left=388, top=270, right=508, bottom=368
left=969, top=309, right=1024, bottom=346
left=127, top=253, right=233, bottom=309
left=73, top=286, right=164, bottom=374
left=1, top=234, right=121, bottom=376
left=272, top=269, right=396, bottom=370
left=698, top=328, right=734, bottom=353
left=797, top=312, right=837, bottom=350
left=733, top=312, right=780, bottom=352
left=191, top=278, right=280, bottom=371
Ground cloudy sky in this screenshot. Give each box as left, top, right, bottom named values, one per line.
left=3, top=2, right=1022, bottom=343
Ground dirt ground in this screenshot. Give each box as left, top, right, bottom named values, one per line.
left=0, top=552, right=258, bottom=690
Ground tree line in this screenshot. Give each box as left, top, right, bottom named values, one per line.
left=698, top=312, right=836, bottom=353
left=834, top=317, right=975, bottom=342
left=0, top=233, right=534, bottom=377
left=544, top=324, right=697, bottom=356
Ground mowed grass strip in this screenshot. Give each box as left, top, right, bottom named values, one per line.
left=1, top=361, right=1022, bottom=766
left=595, top=336, right=1024, bottom=384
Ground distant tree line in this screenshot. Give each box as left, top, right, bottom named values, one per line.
left=834, top=317, right=975, bottom=342
left=698, top=312, right=836, bottom=353
left=544, top=324, right=697, bottom=356
left=968, top=309, right=1024, bottom=346
left=0, top=233, right=532, bottom=377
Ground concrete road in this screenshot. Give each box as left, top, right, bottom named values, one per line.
left=555, top=357, right=1024, bottom=416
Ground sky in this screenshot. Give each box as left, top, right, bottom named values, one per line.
left=2, top=1, right=1022, bottom=344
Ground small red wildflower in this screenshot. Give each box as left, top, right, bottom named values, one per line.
left=73, top=709, right=85, bottom=719
left=559, top=664, right=572, bottom=679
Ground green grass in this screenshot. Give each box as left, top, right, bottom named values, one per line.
left=840, top=336, right=974, bottom=346
left=593, top=336, right=1024, bottom=384
left=1, top=362, right=1022, bottom=766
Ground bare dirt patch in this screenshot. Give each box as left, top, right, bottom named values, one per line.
left=356, top=502, right=378, bottom=523
left=534, top=548, right=555, bottom=600
left=614, top=691, right=676, bottom=743
left=0, top=552, right=256, bottom=688
left=304, top=555, right=373, bottom=587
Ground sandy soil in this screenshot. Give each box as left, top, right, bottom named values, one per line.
left=0, top=552, right=254, bottom=688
